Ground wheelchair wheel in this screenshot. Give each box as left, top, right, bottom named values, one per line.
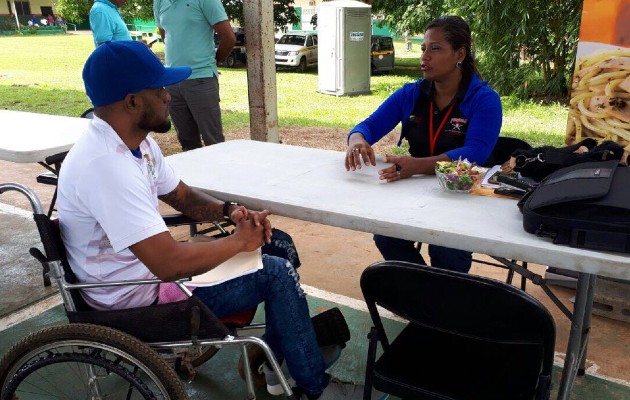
left=0, top=323, right=188, bottom=400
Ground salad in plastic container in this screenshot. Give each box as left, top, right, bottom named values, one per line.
left=435, top=159, right=484, bottom=193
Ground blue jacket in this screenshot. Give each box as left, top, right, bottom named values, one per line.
left=349, top=74, right=502, bottom=164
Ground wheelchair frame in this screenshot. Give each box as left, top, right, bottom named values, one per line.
left=0, top=182, right=295, bottom=400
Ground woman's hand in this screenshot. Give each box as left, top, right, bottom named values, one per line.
left=378, top=155, right=415, bottom=182
left=345, top=132, right=376, bottom=171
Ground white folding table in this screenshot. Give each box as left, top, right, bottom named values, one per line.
left=0, top=110, right=89, bottom=163
left=0, top=110, right=89, bottom=216
left=167, top=139, right=630, bottom=400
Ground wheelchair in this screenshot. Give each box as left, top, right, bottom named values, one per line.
left=0, top=182, right=295, bottom=400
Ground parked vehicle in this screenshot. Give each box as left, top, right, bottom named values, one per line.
left=215, top=27, right=247, bottom=68
left=275, top=31, right=318, bottom=72
left=371, top=35, right=395, bottom=74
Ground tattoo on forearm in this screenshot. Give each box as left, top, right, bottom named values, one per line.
left=159, top=181, right=223, bottom=222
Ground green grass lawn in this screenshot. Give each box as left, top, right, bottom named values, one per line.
left=0, top=34, right=567, bottom=149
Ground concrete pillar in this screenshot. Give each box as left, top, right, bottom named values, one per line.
left=10, top=0, right=21, bottom=29
left=243, top=0, right=279, bottom=143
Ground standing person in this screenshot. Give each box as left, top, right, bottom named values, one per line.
left=344, top=16, right=502, bottom=273
left=60, top=41, right=384, bottom=400
left=154, top=0, right=236, bottom=151
left=89, top=0, right=131, bottom=46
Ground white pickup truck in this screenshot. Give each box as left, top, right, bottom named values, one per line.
left=274, top=31, right=318, bottom=72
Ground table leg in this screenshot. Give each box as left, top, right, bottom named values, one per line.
left=578, top=276, right=595, bottom=376
left=557, top=273, right=596, bottom=400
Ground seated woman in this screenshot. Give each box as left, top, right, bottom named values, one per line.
left=345, top=15, right=502, bottom=273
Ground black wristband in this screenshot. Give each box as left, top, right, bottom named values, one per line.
left=222, top=201, right=239, bottom=221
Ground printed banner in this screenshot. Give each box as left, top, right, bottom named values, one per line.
left=566, top=0, right=630, bottom=150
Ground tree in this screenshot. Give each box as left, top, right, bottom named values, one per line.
left=371, top=0, right=444, bottom=37
left=370, top=0, right=583, bottom=98
left=212, top=0, right=299, bottom=32
left=54, top=0, right=91, bottom=23
left=54, top=0, right=299, bottom=31
left=460, top=0, right=582, bottom=97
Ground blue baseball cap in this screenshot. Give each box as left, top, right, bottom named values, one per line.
left=83, top=41, right=192, bottom=107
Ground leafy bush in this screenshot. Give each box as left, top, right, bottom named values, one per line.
left=0, top=16, right=19, bottom=31
left=478, top=51, right=571, bottom=103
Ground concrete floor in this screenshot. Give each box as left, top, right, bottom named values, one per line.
left=1, top=159, right=629, bottom=399
left=1, top=292, right=629, bottom=399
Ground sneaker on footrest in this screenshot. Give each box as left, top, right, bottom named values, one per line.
left=264, top=344, right=343, bottom=396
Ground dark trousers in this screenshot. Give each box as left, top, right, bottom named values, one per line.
left=166, top=76, right=224, bottom=151
left=373, top=234, right=472, bottom=273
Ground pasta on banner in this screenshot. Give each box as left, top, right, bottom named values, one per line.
left=566, top=0, right=630, bottom=151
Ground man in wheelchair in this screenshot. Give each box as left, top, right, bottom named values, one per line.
left=56, top=41, right=381, bottom=400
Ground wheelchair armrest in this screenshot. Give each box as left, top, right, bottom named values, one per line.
left=65, top=277, right=190, bottom=290
left=162, top=213, right=234, bottom=237
left=162, top=213, right=209, bottom=227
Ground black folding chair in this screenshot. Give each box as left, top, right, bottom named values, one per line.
left=361, top=261, right=555, bottom=400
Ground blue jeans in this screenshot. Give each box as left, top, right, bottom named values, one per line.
left=193, top=255, right=328, bottom=397
left=373, top=234, right=472, bottom=273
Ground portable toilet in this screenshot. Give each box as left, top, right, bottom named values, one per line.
left=317, top=0, right=371, bottom=96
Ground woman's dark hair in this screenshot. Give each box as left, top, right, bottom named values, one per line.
left=425, top=15, right=480, bottom=79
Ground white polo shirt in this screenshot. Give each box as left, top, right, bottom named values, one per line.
left=58, top=116, right=180, bottom=310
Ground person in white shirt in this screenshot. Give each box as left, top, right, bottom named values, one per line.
left=58, top=41, right=380, bottom=400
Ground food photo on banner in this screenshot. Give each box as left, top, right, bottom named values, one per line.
left=566, top=0, right=630, bottom=152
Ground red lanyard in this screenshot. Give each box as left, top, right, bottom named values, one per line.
left=429, top=101, right=456, bottom=156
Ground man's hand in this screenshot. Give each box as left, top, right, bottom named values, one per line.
left=230, top=207, right=272, bottom=244
left=346, top=132, right=376, bottom=171
left=232, top=212, right=268, bottom=251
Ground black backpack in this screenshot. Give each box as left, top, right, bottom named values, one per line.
left=518, top=160, right=630, bottom=253
left=512, top=138, right=626, bottom=182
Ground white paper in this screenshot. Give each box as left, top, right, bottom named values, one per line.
left=187, top=248, right=263, bottom=287
left=481, top=165, right=503, bottom=189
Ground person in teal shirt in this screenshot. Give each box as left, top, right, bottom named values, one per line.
left=154, top=0, right=235, bottom=150
left=89, top=0, right=131, bottom=47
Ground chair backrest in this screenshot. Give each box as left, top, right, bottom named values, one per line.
left=361, top=261, right=556, bottom=398
left=32, top=213, right=97, bottom=311
left=483, top=136, right=532, bottom=167
left=80, top=107, right=95, bottom=119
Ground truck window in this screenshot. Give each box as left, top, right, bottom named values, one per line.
left=381, top=38, right=393, bottom=51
